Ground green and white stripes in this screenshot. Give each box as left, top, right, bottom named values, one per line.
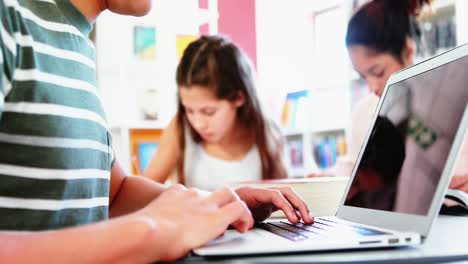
left=0, top=0, right=113, bottom=230
left=0, top=35, right=4, bottom=117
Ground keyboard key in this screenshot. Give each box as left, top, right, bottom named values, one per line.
left=257, top=223, right=308, bottom=241
left=258, top=218, right=390, bottom=242
left=317, top=218, right=389, bottom=236
left=270, top=222, right=321, bottom=237
left=293, top=222, right=329, bottom=234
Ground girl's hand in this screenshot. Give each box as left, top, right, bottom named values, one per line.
left=449, top=174, right=468, bottom=193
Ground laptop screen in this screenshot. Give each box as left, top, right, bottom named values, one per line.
left=345, top=55, right=468, bottom=215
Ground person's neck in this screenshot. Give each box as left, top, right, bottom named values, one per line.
left=70, top=0, right=108, bottom=23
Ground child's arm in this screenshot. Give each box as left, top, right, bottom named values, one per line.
left=108, top=160, right=170, bottom=217
left=1, top=185, right=254, bottom=263
left=0, top=214, right=161, bottom=264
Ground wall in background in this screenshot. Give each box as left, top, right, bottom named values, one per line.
left=217, top=0, right=257, bottom=68
left=455, top=0, right=468, bottom=44
left=97, top=1, right=201, bottom=128
left=255, top=0, right=316, bottom=120
left=255, top=0, right=351, bottom=126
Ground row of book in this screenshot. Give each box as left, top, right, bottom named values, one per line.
left=286, top=135, right=347, bottom=169
left=313, top=136, right=347, bottom=169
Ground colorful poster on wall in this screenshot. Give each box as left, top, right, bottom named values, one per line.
left=133, top=26, right=156, bottom=60
left=176, top=35, right=198, bottom=59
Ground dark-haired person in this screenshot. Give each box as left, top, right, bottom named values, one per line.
left=143, top=35, right=289, bottom=191
left=346, top=0, right=468, bottom=212
left=0, top=1, right=313, bottom=262
left=311, top=0, right=467, bottom=197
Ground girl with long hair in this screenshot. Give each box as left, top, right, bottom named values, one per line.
left=144, top=35, right=287, bottom=190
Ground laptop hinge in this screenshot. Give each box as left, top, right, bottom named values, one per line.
left=420, top=235, right=427, bottom=243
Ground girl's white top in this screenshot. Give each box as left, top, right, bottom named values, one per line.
left=183, top=127, right=262, bottom=191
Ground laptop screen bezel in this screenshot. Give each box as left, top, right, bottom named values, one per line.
left=336, top=43, right=468, bottom=237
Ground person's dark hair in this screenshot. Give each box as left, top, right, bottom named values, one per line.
left=345, top=0, right=433, bottom=62
left=175, top=35, right=287, bottom=183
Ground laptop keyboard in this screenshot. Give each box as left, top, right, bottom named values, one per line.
left=257, top=218, right=389, bottom=242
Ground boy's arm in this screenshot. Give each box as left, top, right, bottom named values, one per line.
left=108, top=117, right=182, bottom=217
left=1, top=185, right=254, bottom=263
left=109, top=153, right=315, bottom=223
left=0, top=214, right=162, bottom=263
left=109, top=160, right=169, bottom=217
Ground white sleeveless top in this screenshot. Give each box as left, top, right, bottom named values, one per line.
left=183, top=127, right=262, bottom=191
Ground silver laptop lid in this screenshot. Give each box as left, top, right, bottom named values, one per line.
left=336, top=43, right=468, bottom=237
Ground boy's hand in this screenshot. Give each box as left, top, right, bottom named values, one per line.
left=235, top=186, right=314, bottom=224
left=140, top=185, right=253, bottom=261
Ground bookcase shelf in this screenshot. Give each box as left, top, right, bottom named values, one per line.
left=283, top=126, right=346, bottom=137
left=283, top=128, right=348, bottom=178
left=279, top=87, right=351, bottom=178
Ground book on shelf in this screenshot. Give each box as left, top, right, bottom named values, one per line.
left=280, top=90, right=309, bottom=130
left=286, top=139, right=304, bottom=168
left=312, top=135, right=347, bottom=169
left=230, top=177, right=349, bottom=218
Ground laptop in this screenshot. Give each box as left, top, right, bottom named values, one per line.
left=194, top=43, right=468, bottom=256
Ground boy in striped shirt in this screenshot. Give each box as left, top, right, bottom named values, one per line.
left=0, top=0, right=313, bottom=262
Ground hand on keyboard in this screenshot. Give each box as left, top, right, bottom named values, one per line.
left=235, top=186, right=314, bottom=224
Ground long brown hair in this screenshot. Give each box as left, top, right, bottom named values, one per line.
left=175, top=35, right=287, bottom=184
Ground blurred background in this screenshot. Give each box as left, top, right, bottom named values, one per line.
left=92, top=0, right=467, bottom=177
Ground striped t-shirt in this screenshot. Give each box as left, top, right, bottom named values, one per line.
left=0, top=0, right=114, bottom=230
